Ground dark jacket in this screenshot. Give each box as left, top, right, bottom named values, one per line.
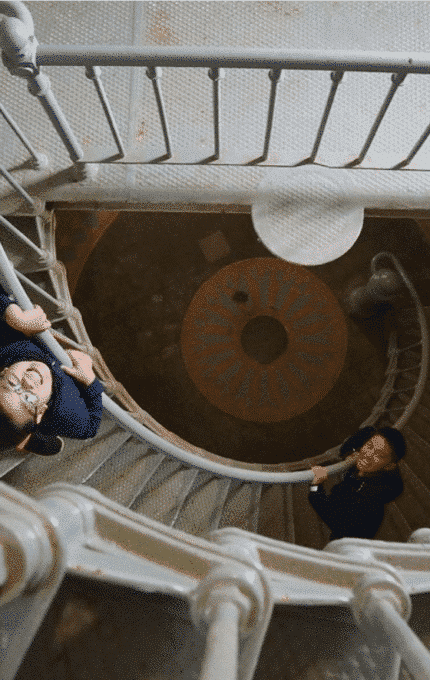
left=308, top=465, right=404, bottom=540
left=0, top=290, right=104, bottom=455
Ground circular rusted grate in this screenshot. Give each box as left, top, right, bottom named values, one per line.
left=180, top=258, right=348, bottom=422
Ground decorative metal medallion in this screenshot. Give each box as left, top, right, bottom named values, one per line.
left=180, top=258, right=348, bottom=422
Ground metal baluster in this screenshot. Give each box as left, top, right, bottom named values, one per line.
left=306, top=70, right=343, bottom=163
left=0, top=214, right=45, bottom=258
left=0, top=102, right=48, bottom=168
left=260, top=68, right=284, bottom=162
left=146, top=66, right=172, bottom=159
left=15, top=270, right=62, bottom=306
left=0, top=163, right=34, bottom=207
left=208, top=67, right=225, bottom=160
left=393, top=119, right=430, bottom=169
left=347, top=72, right=407, bottom=167
left=27, top=72, right=84, bottom=162
left=85, top=65, right=125, bottom=157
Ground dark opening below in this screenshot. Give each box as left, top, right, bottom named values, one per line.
left=240, top=315, right=289, bottom=364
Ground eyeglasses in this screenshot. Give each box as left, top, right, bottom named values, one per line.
left=0, top=371, right=40, bottom=414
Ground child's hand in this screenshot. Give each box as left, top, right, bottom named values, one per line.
left=311, top=466, right=329, bottom=485
left=5, top=304, right=51, bottom=336
left=61, top=350, right=96, bottom=387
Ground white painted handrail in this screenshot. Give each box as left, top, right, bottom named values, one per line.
left=35, top=45, right=430, bottom=74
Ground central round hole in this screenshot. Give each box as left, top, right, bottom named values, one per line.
left=240, top=315, right=288, bottom=365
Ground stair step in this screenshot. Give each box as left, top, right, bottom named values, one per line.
left=395, top=459, right=430, bottom=530
left=27, top=425, right=132, bottom=489
left=131, top=462, right=199, bottom=525
left=173, top=474, right=231, bottom=536
left=401, top=426, right=430, bottom=490
left=218, top=482, right=260, bottom=533
left=0, top=450, right=30, bottom=477
left=84, top=439, right=164, bottom=507
left=292, top=483, right=328, bottom=550
left=387, top=502, right=412, bottom=542
left=258, top=484, right=291, bottom=543
left=1, top=415, right=120, bottom=495
left=374, top=502, right=411, bottom=542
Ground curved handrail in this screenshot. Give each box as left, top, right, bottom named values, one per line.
left=0, top=239, right=356, bottom=483
left=0, top=239, right=428, bottom=482
left=0, top=214, right=428, bottom=482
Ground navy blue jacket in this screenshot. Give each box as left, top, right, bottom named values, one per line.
left=309, top=465, right=404, bottom=540
left=0, top=291, right=104, bottom=455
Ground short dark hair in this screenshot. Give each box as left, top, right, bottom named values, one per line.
left=339, top=426, right=406, bottom=463
left=377, top=426, right=407, bottom=461
left=0, top=407, right=34, bottom=451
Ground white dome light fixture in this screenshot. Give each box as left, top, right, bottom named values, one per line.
left=251, top=167, right=365, bottom=266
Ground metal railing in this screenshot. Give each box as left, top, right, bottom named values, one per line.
left=3, top=480, right=430, bottom=680
left=2, top=1, right=430, bottom=173
left=0, top=219, right=427, bottom=486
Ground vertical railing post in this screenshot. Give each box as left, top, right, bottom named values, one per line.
left=307, top=70, right=343, bottom=163
left=365, top=593, right=430, bottom=680
left=260, top=68, right=284, bottom=162
left=85, top=65, right=125, bottom=157
left=350, top=569, right=430, bottom=680
left=199, top=587, right=242, bottom=680
left=0, top=102, right=48, bottom=169
left=146, top=65, right=172, bottom=159
left=26, top=72, right=84, bottom=161
left=190, top=548, right=273, bottom=680
left=208, top=67, right=225, bottom=160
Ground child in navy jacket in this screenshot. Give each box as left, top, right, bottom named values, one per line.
left=0, top=287, right=104, bottom=455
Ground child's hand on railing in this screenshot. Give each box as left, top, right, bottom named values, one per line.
left=311, top=465, right=329, bottom=485
left=4, top=303, right=51, bottom=336
left=60, top=350, right=96, bottom=387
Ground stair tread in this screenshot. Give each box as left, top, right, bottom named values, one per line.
left=292, top=484, right=328, bottom=550
left=131, top=463, right=199, bottom=523
left=174, top=475, right=231, bottom=536
left=1, top=415, right=121, bottom=494
left=84, top=439, right=159, bottom=506
left=218, top=482, right=256, bottom=532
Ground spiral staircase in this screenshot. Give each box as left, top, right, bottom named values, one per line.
left=0, top=210, right=429, bottom=679
left=0, top=209, right=427, bottom=552
left=3, top=1, right=430, bottom=678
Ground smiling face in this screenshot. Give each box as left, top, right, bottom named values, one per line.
left=355, top=434, right=396, bottom=475
left=0, top=361, right=53, bottom=427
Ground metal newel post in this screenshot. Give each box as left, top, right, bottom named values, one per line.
left=367, top=593, right=430, bottom=680
left=200, top=588, right=241, bottom=680
left=351, top=569, right=414, bottom=680
left=0, top=1, right=83, bottom=162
